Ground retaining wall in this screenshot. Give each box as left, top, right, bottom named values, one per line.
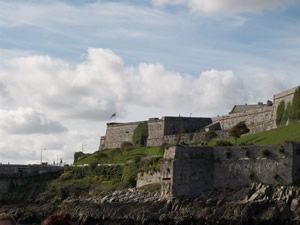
left=136, top=171, right=161, bottom=188
left=161, top=144, right=300, bottom=198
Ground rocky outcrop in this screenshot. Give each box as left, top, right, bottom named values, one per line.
left=2, top=183, right=300, bottom=225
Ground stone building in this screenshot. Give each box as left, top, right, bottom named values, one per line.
left=100, top=116, right=212, bottom=149
left=100, top=85, right=300, bottom=150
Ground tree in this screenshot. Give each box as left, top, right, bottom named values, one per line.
left=289, top=87, right=300, bottom=123
left=204, top=131, right=218, bottom=144
left=229, top=121, right=250, bottom=145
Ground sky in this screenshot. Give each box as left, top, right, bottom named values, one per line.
left=1, top=0, right=300, bottom=165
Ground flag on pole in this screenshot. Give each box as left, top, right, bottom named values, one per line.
left=110, top=113, right=116, bottom=119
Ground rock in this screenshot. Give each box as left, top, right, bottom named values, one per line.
left=290, top=199, right=299, bottom=212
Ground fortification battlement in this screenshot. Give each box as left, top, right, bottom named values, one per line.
left=100, top=85, right=300, bottom=150
left=161, top=144, right=300, bottom=199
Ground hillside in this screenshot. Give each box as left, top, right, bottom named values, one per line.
left=213, top=122, right=300, bottom=146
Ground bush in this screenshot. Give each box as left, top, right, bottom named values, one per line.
left=216, top=140, right=233, bottom=146
left=239, top=141, right=254, bottom=146
left=160, top=143, right=171, bottom=154
left=248, top=171, right=254, bottom=180
left=262, top=149, right=271, bottom=157
left=278, top=146, right=285, bottom=154
left=121, top=142, right=134, bottom=151
left=224, top=150, right=231, bottom=159
left=245, top=150, right=250, bottom=157
left=189, top=133, right=194, bottom=142
left=273, top=173, right=279, bottom=180
left=229, top=121, right=250, bottom=145
left=204, top=131, right=218, bottom=143
left=122, top=163, right=138, bottom=187
left=89, top=161, right=98, bottom=171
left=132, top=122, right=148, bottom=146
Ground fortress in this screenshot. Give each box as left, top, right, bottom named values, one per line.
left=99, top=85, right=300, bottom=198
left=100, top=86, right=300, bottom=149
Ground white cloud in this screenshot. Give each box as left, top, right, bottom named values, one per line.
left=0, top=107, right=67, bottom=134
left=8, top=48, right=248, bottom=120
left=152, top=0, right=297, bottom=14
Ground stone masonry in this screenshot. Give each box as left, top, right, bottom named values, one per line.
left=161, top=144, right=300, bottom=198
left=100, top=85, right=300, bottom=150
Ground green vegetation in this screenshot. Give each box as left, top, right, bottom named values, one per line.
left=248, top=171, right=254, bottom=180
left=229, top=121, right=250, bottom=145
left=75, top=146, right=162, bottom=165
left=224, top=150, right=231, bottom=159
left=276, top=88, right=300, bottom=127
left=276, top=100, right=285, bottom=126
left=210, top=122, right=300, bottom=146
left=139, top=183, right=161, bottom=193
left=290, top=88, right=300, bottom=123
left=262, top=149, right=271, bottom=157
left=204, top=131, right=218, bottom=143
left=132, top=122, right=148, bottom=146
left=216, top=140, right=233, bottom=146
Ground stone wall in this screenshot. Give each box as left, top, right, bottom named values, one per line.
left=161, top=144, right=300, bottom=198
left=0, top=165, right=63, bottom=193
left=103, top=121, right=143, bottom=149
left=136, top=171, right=161, bottom=188
left=163, top=117, right=212, bottom=135
left=212, top=107, right=274, bottom=134
left=147, top=119, right=164, bottom=147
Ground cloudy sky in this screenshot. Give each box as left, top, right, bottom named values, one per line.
left=1, top=0, right=300, bottom=164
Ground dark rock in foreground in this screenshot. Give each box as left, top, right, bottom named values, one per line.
left=2, top=183, right=300, bottom=225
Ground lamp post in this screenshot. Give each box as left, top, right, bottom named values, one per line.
left=41, top=148, right=46, bottom=165
left=82, top=144, right=87, bottom=152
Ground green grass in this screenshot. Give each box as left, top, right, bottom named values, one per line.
left=209, top=122, right=300, bottom=146
left=76, top=146, right=162, bottom=165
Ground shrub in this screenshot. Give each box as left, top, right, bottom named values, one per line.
left=224, top=150, right=231, bottom=159
left=204, top=131, right=218, bottom=143
left=229, top=121, right=250, bottom=145
left=216, top=140, right=233, bottom=146
left=160, top=143, right=171, bottom=154
left=122, top=163, right=138, bottom=187
left=73, top=152, right=86, bottom=164
left=132, top=122, right=148, bottom=146
left=245, top=150, right=250, bottom=157
left=189, top=133, right=194, bottom=142
left=121, top=142, right=134, bottom=151
left=239, top=141, right=254, bottom=146
left=278, top=146, right=285, bottom=154
left=89, top=161, right=98, bottom=171
left=273, top=173, right=279, bottom=180
left=248, top=171, right=254, bottom=180
left=262, top=149, right=271, bottom=157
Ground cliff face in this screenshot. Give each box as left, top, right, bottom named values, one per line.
left=2, top=183, right=300, bottom=225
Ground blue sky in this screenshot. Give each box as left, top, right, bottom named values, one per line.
left=0, top=0, right=300, bottom=164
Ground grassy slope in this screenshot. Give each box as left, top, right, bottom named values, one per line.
left=210, top=122, right=300, bottom=145
left=76, top=146, right=162, bottom=165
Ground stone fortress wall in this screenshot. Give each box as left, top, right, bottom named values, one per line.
left=100, top=86, right=300, bottom=150
left=0, top=164, right=63, bottom=194
left=160, top=144, right=300, bottom=198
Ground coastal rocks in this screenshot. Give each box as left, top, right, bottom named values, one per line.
left=2, top=183, right=300, bottom=224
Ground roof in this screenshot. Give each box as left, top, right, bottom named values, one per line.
left=230, top=104, right=268, bottom=114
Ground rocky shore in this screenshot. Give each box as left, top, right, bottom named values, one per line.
left=2, top=183, right=300, bottom=225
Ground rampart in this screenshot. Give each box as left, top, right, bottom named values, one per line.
left=161, top=144, right=300, bottom=198
left=0, top=164, right=64, bottom=193
left=102, top=117, right=212, bottom=149
left=100, top=85, right=300, bottom=150
left=212, top=106, right=274, bottom=134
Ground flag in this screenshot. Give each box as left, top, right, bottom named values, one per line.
left=110, top=113, right=116, bottom=119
